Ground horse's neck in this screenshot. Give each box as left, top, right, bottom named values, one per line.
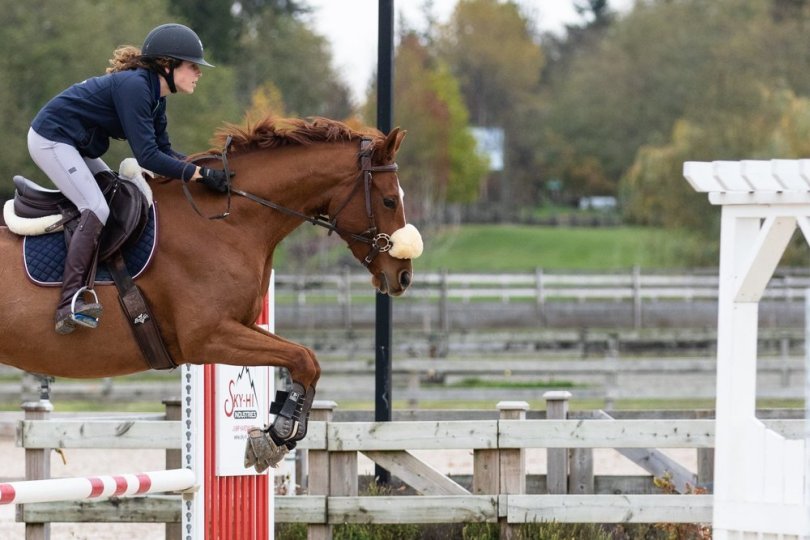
left=231, top=143, right=358, bottom=243
left=244, top=143, right=357, bottom=216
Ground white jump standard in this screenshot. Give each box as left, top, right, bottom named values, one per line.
left=684, top=158, right=810, bottom=539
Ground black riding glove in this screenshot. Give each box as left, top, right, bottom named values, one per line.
left=197, top=167, right=232, bottom=193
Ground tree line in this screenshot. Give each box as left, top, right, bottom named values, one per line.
left=3, top=0, right=810, bottom=265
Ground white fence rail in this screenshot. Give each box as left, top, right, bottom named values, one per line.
left=274, top=269, right=810, bottom=329
left=275, top=269, right=810, bottom=304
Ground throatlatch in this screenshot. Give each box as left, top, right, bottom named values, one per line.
left=244, top=382, right=315, bottom=473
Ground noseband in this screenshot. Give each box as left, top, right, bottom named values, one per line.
left=327, top=138, right=399, bottom=265
left=196, top=137, right=399, bottom=267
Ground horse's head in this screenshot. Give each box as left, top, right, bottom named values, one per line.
left=189, top=116, right=422, bottom=297
left=328, top=128, right=422, bottom=296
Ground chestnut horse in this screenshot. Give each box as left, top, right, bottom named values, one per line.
left=0, top=116, right=421, bottom=470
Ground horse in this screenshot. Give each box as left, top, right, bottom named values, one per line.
left=0, top=115, right=422, bottom=471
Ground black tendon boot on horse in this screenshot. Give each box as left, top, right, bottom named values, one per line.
left=54, top=210, right=104, bottom=334
left=245, top=382, right=316, bottom=473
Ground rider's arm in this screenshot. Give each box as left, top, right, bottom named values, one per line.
left=114, top=76, right=197, bottom=181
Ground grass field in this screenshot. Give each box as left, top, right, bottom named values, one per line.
left=413, top=224, right=712, bottom=272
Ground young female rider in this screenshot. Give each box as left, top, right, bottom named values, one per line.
left=28, top=23, right=231, bottom=335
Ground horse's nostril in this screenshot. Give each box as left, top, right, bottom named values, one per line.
left=399, top=271, right=411, bottom=288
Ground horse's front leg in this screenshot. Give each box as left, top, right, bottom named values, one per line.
left=192, top=320, right=319, bottom=471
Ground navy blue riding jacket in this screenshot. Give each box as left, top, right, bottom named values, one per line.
left=31, top=68, right=196, bottom=181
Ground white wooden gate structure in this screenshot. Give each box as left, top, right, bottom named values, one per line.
left=684, top=159, right=810, bottom=538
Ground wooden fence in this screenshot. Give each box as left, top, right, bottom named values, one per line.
left=274, top=269, right=810, bottom=305
left=10, top=398, right=805, bottom=538
left=281, top=399, right=805, bottom=539
left=13, top=400, right=183, bottom=539
left=273, top=269, right=810, bottom=329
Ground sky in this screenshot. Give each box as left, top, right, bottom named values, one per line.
left=305, top=0, right=632, bottom=104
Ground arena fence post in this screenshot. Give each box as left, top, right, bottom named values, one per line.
left=20, top=381, right=53, bottom=540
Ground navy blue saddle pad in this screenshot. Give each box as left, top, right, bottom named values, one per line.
left=23, top=205, right=158, bottom=286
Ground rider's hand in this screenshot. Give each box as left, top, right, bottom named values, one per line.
left=197, top=167, right=232, bottom=193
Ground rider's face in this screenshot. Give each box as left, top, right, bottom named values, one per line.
left=173, top=61, right=201, bottom=94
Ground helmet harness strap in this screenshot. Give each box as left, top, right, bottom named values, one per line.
left=164, top=66, right=178, bottom=94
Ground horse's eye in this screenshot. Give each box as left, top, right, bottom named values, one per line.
left=383, top=197, right=397, bottom=209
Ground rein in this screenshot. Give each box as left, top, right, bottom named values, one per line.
left=186, top=137, right=398, bottom=267
left=184, top=135, right=234, bottom=220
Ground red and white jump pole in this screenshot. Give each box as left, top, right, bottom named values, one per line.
left=0, top=469, right=195, bottom=506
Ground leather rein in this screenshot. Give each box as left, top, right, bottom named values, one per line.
left=186, top=137, right=399, bottom=267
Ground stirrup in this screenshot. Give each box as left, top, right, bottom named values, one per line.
left=70, top=287, right=101, bottom=328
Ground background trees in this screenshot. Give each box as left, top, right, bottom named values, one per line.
left=437, top=0, right=545, bottom=213
left=364, top=31, right=488, bottom=226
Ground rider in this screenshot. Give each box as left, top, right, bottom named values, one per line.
left=27, top=23, right=231, bottom=335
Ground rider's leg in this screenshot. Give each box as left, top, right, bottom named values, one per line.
left=53, top=209, right=105, bottom=333
left=27, top=129, right=110, bottom=224
left=28, top=128, right=109, bottom=334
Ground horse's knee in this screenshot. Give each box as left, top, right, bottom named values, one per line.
left=305, top=348, right=321, bottom=384
left=289, top=346, right=319, bottom=387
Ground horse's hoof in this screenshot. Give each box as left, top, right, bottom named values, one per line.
left=244, top=427, right=289, bottom=473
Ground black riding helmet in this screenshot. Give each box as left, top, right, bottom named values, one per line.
left=142, top=23, right=214, bottom=67
left=141, top=23, right=213, bottom=93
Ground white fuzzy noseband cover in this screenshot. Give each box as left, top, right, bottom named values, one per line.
left=388, top=224, right=423, bottom=260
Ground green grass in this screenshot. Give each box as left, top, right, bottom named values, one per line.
left=413, top=224, right=709, bottom=272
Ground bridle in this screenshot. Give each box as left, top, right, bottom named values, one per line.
left=186, top=136, right=399, bottom=267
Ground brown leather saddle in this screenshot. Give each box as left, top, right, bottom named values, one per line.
left=12, top=170, right=149, bottom=261
left=11, top=171, right=175, bottom=371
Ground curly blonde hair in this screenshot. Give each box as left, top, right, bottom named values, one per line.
left=106, top=45, right=178, bottom=73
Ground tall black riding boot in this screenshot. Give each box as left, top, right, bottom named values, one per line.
left=54, top=210, right=104, bottom=335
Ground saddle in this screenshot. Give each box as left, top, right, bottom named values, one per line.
left=11, top=170, right=149, bottom=261
left=6, top=163, right=175, bottom=371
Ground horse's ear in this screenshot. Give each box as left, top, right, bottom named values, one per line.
left=379, top=127, right=406, bottom=162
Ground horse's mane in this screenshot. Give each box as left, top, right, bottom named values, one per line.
left=196, top=115, right=382, bottom=157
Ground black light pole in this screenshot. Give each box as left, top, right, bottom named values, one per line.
left=375, top=0, right=394, bottom=486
